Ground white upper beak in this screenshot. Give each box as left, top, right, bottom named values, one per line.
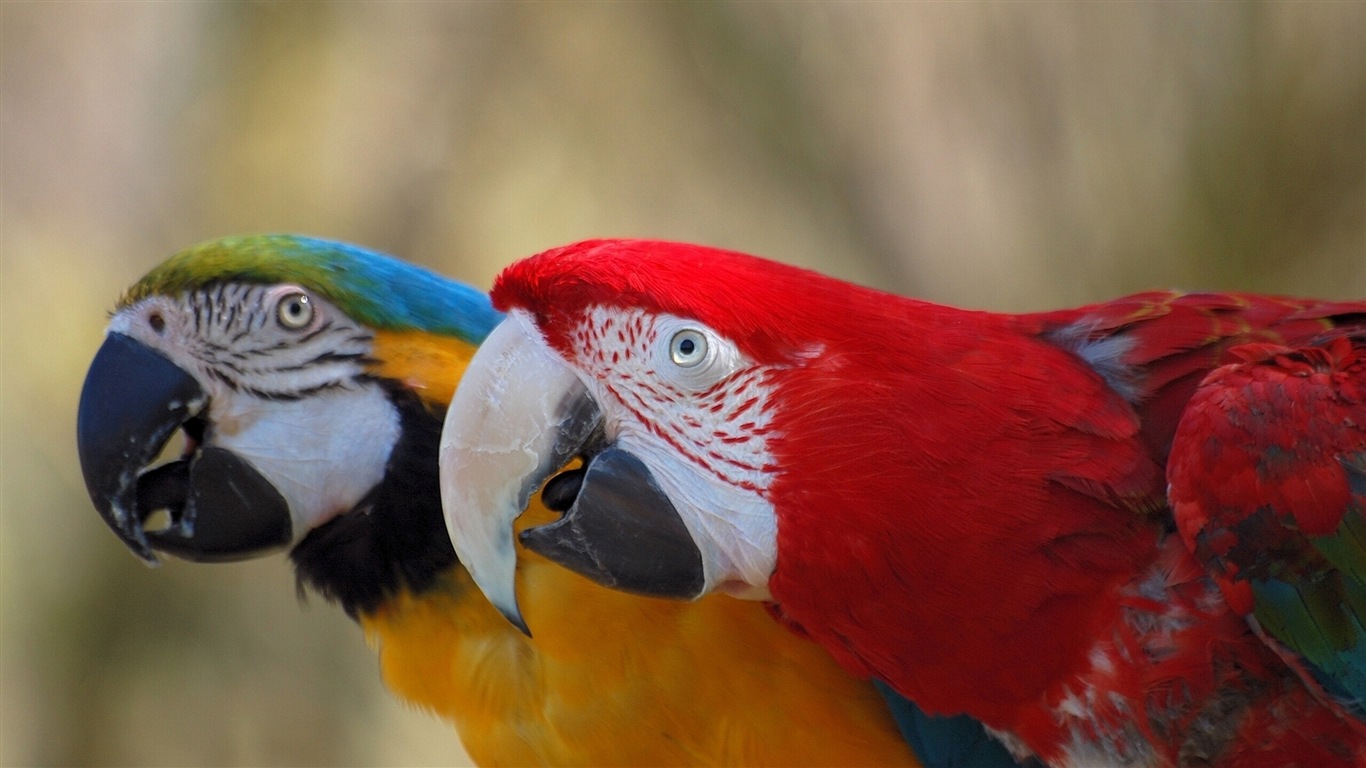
left=438, top=311, right=599, bottom=634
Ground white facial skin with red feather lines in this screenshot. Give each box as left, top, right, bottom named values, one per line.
left=568, top=306, right=778, bottom=599
left=439, top=304, right=781, bottom=624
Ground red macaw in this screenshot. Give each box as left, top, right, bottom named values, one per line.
left=440, top=238, right=1366, bottom=766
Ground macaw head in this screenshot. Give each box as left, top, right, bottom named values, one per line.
left=440, top=238, right=924, bottom=632
left=77, top=235, right=500, bottom=610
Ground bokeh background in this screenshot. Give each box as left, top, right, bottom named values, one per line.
left=2, top=3, right=1363, bottom=766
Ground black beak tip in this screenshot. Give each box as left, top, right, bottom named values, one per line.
left=77, top=332, right=203, bottom=565
left=76, top=333, right=291, bottom=564
left=125, top=532, right=161, bottom=566
left=99, top=506, right=161, bottom=566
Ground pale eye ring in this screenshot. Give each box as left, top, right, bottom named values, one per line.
left=669, top=329, right=708, bottom=367
left=276, top=291, right=314, bottom=330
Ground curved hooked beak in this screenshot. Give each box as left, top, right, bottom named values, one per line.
left=439, top=313, right=704, bottom=635
left=76, top=332, right=292, bottom=565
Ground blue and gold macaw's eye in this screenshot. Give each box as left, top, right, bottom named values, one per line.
left=670, top=329, right=708, bottom=367
left=276, top=291, right=314, bottom=330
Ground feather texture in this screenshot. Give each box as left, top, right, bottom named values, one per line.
left=1170, top=333, right=1366, bottom=726
left=492, top=238, right=1366, bottom=765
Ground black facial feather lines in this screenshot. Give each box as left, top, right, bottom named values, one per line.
left=184, top=283, right=374, bottom=401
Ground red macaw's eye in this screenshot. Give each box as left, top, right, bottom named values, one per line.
left=669, top=329, right=708, bottom=367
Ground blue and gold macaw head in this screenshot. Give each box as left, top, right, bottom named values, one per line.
left=77, top=235, right=499, bottom=599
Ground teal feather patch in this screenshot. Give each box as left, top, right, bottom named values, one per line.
left=123, top=235, right=503, bottom=345
left=874, top=680, right=1036, bottom=767
left=1252, top=573, right=1366, bottom=718
left=1240, top=453, right=1366, bottom=720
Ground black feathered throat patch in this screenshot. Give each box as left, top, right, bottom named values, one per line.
left=290, top=381, right=458, bottom=618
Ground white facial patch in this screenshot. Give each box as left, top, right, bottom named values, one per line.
left=566, top=306, right=781, bottom=597
left=211, top=383, right=400, bottom=535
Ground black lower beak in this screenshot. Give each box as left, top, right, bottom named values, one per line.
left=76, top=332, right=292, bottom=564
left=143, top=446, right=292, bottom=562
left=519, top=448, right=705, bottom=599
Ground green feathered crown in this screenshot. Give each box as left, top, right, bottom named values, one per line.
left=122, top=234, right=503, bottom=345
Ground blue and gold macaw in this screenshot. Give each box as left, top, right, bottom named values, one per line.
left=77, top=234, right=1014, bottom=766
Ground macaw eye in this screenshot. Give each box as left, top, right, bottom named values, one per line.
left=276, top=291, right=314, bottom=330
left=652, top=316, right=743, bottom=391
left=670, top=329, right=708, bottom=367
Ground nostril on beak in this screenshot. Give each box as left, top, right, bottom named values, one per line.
left=148, top=312, right=165, bottom=334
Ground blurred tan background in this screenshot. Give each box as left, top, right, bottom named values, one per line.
left=2, top=3, right=1363, bottom=766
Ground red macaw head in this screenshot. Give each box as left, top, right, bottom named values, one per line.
left=439, top=238, right=932, bottom=631
left=442, top=239, right=841, bottom=628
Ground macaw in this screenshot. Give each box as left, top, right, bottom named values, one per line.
left=440, top=237, right=1366, bottom=766
left=1169, top=334, right=1366, bottom=726
left=75, top=234, right=930, bottom=766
